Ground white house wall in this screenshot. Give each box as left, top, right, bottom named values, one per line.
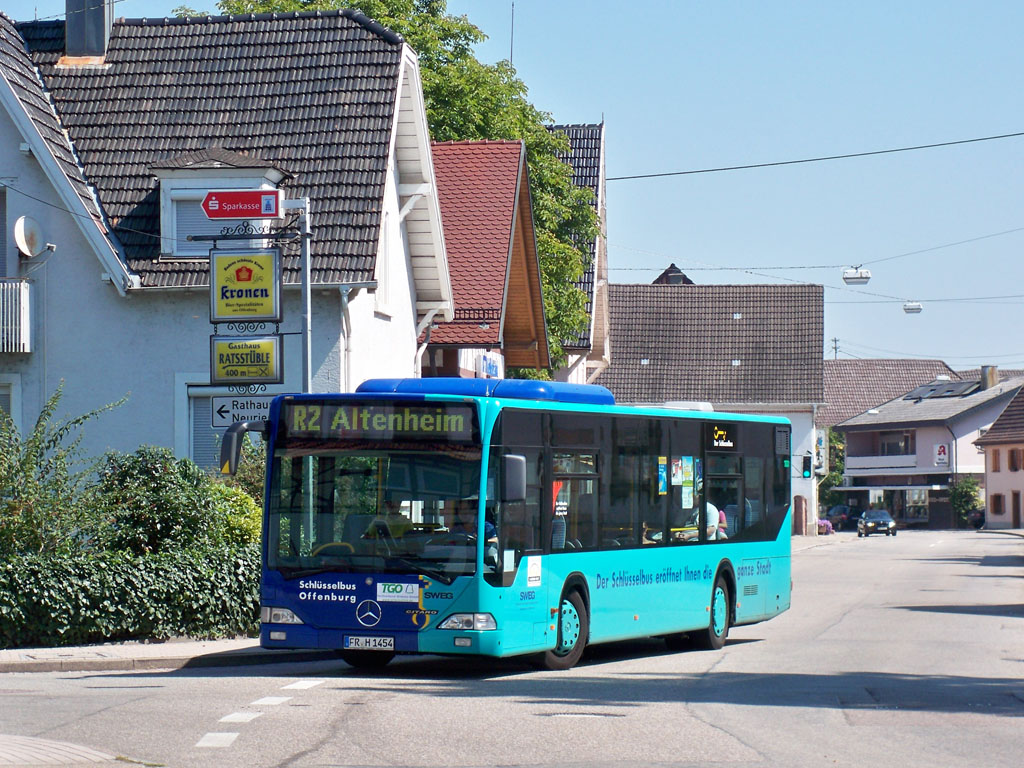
left=0, top=106, right=429, bottom=466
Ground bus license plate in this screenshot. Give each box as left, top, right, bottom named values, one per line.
left=344, top=636, right=394, bottom=651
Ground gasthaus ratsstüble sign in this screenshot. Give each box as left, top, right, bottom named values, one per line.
left=210, top=249, right=282, bottom=323
left=210, top=335, right=283, bottom=385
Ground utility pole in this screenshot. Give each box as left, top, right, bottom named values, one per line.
left=831, top=337, right=839, bottom=360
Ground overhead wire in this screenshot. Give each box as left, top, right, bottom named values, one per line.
left=607, top=130, right=1024, bottom=181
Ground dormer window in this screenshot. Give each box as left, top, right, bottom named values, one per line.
left=150, top=148, right=291, bottom=259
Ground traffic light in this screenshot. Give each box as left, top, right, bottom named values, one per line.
left=801, top=454, right=812, bottom=479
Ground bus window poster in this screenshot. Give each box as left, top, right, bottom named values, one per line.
left=658, top=457, right=668, bottom=495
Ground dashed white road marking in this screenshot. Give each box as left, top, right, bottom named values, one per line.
left=220, top=711, right=264, bottom=723
left=250, top=696, right=292, bottom=706
left=282, top=679, right=325, bottom=690
left=196, top=732, right=239, bottom=748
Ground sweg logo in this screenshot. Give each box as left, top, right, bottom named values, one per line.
left=377, top=582, right=419, bottom=603
left=712, top=426, right=734, bottom=448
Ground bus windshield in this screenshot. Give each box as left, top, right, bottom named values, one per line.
left=267, top=399, right=487, bottom=583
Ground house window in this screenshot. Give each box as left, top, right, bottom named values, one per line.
left=1009, top=449, right=1022, bottom=473
left=992, top=448, right=1001, bottom=472
left=167, top=191, right=263, bottom=258
left=991, top=493, right=1005, bottom=516
left=879, top=430, right=915, bottom=456
left=0, top=374, right=21, bottom=434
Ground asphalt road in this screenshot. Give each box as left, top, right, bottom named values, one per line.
left=0, top=530, right=1020, bottom=768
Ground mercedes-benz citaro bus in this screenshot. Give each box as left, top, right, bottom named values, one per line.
left=220, top=378, right=793, bottom=670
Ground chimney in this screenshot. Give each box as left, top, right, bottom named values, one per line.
left=981, top=365, right=998, bottom=390
left=64, top=0, right=114, bottom=60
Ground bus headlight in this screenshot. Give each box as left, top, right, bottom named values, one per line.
left=439, top=613, right=497, bottom=631
left=261, top=606, right=304, bottom=625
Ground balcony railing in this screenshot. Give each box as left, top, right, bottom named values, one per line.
left=0, top=279, right=30, bottom=353
left=845, top=454, right=917, bottom=470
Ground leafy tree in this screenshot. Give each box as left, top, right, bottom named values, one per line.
left=818, top=429, right=847, bottom=510
left=89, top=446, right=220, bottom=555
left=0, top=384, right=123, bottom=557
left=212, top=436, right=266, bottom=508
left=213, top=0, right=600, bottom=369
left=949, top=475, right=980, bottom=527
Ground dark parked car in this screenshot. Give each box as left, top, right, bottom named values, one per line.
left=858, top=509, right=897, bottom=537
left=967, top=508, right=985, bottom=529
left=827, top=504, right=862, bottom=531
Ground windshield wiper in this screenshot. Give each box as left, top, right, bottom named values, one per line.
left=386, top=556, right=455, bottom=585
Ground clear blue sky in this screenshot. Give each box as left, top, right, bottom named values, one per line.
left=7, top=0, right=1024, bottom=370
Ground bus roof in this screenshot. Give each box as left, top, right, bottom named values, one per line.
left=356, top=378, right=616, bottom=406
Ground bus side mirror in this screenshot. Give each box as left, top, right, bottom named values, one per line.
left=220, top=420, right=269, bottom=475
left=502, top=454, right=526, bottom=502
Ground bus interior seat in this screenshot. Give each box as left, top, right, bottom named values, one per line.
left=551, top=515, right=567, bottom=550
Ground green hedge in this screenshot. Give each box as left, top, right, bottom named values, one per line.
left=0, top=544, right=260, bottom=649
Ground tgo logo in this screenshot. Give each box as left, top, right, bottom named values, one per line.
left=377, top=582, right=420, bottom=603
left=355, top=600, right=382, bottom=627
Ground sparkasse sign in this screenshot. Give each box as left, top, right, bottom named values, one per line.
left=202, top=189, right=283, bottom=220
left=210, top=249, right=282, bottom=323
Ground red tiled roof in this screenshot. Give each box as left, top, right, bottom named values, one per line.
left=429, top=141, right=523, bottom=346
left=818, top=359, right=959, bottom=427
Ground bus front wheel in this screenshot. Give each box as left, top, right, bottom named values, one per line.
left=694, top=574, right=731, bottom=651
left=538, top=590, right=588, bottom=670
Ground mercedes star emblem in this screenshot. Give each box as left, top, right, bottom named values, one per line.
left=356, top=600, right=382, bottom=627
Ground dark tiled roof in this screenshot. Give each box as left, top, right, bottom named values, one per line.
left=818, top=359, right=960, bottom=428
left=15, top=11, right=404, bottom=288
left=150, top=147, right=289, bottom=173
left=596, top=283, right=824, bottom=404
left=548, top=123, right=602, bottom=350
left=428, top=141, right=521, bottom=347
left=0, top=12, right=102, bottom=222
left=837, top=377, right=1023, bottom=431
left=975, top=386, right=1024, bottom=445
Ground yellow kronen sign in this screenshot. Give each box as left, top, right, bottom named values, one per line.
left=210, top=250, right=281, bottom=322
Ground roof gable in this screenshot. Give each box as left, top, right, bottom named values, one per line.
left=597, top=283, right=823, bottom=404
left=0, top=12, right=134, bottom=291
left=975, top=386, right=1024, bottom=446
left=16, top=11, right=407, bottom=288
left=819, top=358, right=960, bottom=427
left=428, top=140, right=548, bottom=368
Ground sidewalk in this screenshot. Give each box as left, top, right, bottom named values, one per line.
left=0, top=636, right=334, bottom=674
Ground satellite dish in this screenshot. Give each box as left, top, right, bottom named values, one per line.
left=14, top=216, right=47, bottom=258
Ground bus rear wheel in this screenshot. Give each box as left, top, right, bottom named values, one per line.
left=694, top=574, right=731, bottom=651
left=538, top=590, right=588, bottom=670
left=337, top=649, right=395, bottom=669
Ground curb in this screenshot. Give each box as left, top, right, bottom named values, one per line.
left=0, top=648, right=337, bottom=675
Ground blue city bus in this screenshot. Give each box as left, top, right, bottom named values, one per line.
left=221, top=378, right=792, bottom=670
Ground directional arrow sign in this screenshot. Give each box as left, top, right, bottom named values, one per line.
left=202, top=189, right=283, bottom=220
left=212, top=395, right=277, bottom=428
